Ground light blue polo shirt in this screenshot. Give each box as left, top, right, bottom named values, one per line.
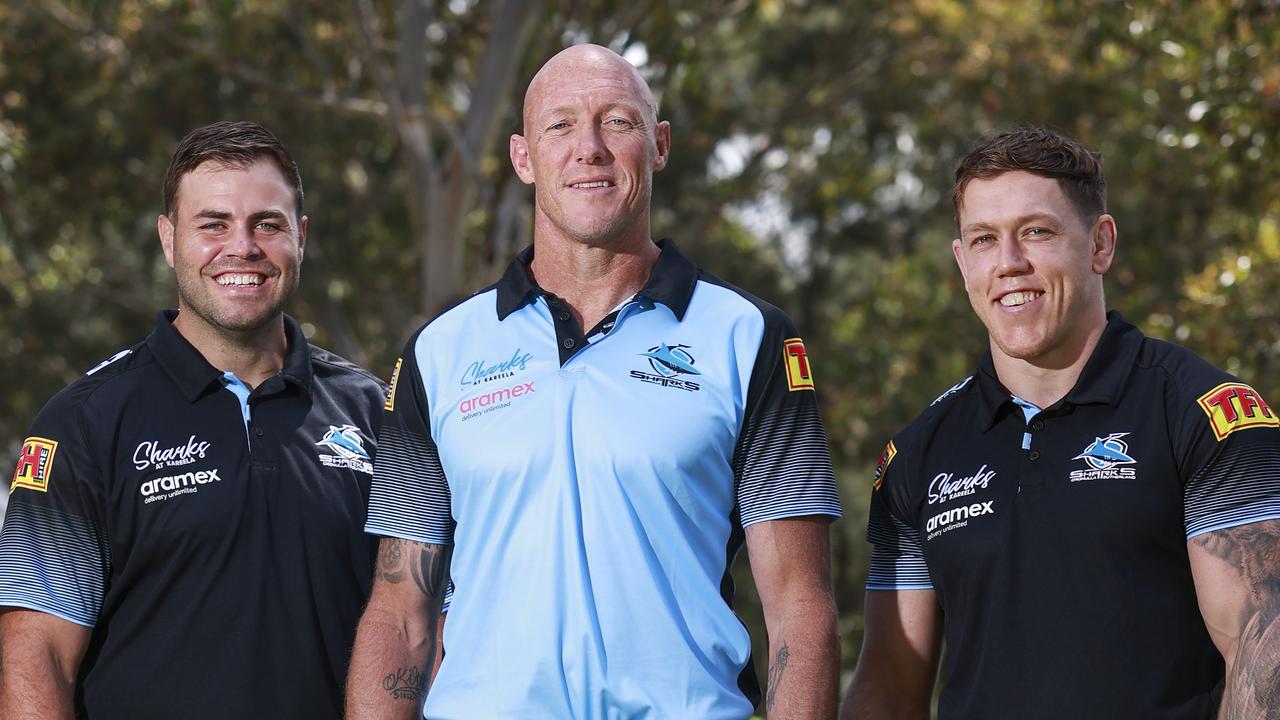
left=366, top=239, right=841, bottom=719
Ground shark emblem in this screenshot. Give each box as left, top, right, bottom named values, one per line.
left=641, top=343, right=701, bottom=377
left=1072, top=432, right=1136, bottom=471
left=316, top=425, right=370, bottom=460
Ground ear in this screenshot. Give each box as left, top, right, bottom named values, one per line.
left=952, top=237, right=970, bottom=290
left=158, top=214, right=176, bottom=269
left=510, top=134, right=535, bottom=184
left=1091, top=214, right=1117, bottom=275
left=297, top=215, right=308, bottom=263
left=652, top=120, right=671, bottom=172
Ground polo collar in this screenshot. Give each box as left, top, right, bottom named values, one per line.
left=974, top=311, right=1141, bottom=430
left=494, top=238, right=699, bottom=321
left=147, top=309, right=314, bottom=403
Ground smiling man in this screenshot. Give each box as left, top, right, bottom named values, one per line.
left=0, top=121, right=385, bottom=719
left=345, top=44, right=842, bottom=720
left=842, top=128, right=1280, bottom=719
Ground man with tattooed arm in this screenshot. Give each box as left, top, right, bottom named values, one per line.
left=843, top=127, right=1280, bottom=719
left=346, top=44, right=842, bottom=719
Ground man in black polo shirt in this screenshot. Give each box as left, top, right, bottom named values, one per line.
left=0, top=121, right=384, bottom=719
left=842, top=128, right=1280, bottom=719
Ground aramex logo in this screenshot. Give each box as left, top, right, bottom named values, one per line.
left=926, top=501, right=994, bottom=533
left=458, top=382, right=535, bottom=414
left=140, top=469, right=221, bottom=499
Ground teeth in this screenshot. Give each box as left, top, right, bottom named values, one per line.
left=572, top=181, right=612, bottom=188
left=1000, top=291, right=1042, bottom=307
left=217, top=274, right=263, bottom=287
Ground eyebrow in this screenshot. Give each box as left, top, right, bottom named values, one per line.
left=961, top=212, right=1061, bottom=234
left=191, top=209, right=289, bottom=224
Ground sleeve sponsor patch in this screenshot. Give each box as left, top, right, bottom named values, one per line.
left=11, top=437, right=58, bottom=493
left=873, top=440, right=897, bottom=490
left=384, top=357, right=403, bottom=412
left=783, top=338, right=815, bottom=392
left=1197, top=382, right=1280, bottom=441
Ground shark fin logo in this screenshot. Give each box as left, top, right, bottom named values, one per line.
left=641, top=343, right=701, bottom=377
left=317, top=425, right=370, bottom=459
left=1069, top=432, right=1138, bottom=482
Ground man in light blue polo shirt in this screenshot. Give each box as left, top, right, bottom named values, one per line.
left=346, top=44, right=842, bottom=720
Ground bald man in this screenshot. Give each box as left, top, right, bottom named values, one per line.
left=345, top=45, right=842, bottom=719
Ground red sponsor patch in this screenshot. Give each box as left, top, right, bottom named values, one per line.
left=384, top=357, right=403, bottom=412
left=873, top=440, right=897, bottom=490
left=1197, top=382, right=1279, bottom=440
left=12, top=437, right=58, bottom=493
left=783, top=338, right=815, bottom=392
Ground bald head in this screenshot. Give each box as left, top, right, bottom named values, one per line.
left=522, top=44, right=658, bottom=135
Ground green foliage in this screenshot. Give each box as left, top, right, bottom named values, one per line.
left=1, top=0, right=1277, bottom=683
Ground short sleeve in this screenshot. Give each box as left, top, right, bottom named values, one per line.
left=865, top=439, right=933, bottom=590
left=0, top=394, right=111, bottom=626
left=365, top=331, right=456, bottom=545
left=732, top=309, right=842, bottom=527
left=1180, top=381, right=1280, bottom=539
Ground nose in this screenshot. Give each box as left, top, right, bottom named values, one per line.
left=997, top=236, right=1030, bottom=275
left=224, top=224, right=265, bottom=259
left=574, top=125, right=612, bottom=165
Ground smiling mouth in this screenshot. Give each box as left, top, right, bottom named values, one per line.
left=999, top=291, right=1043, bottom=307
left=569, top=181, right=614, bottom=188
left=216, top=273, right=264, bottom=287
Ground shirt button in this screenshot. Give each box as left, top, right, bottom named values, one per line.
left=1028, top=450, right=1040, bottom=461
left=1032, top=420, right=1044, bottom=431
left=562, top=338, right=575, bottom=349
left=255, top=428, right=264, bottom=437
left=557, top=312, right=570, bottom=321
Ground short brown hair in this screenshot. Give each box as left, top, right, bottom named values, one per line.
left=162, top=121, right=303, bottom=219
left=953, top=127, right=1106, bottom=224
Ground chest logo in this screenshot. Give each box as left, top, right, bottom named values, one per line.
left=458, top=381, right=535, bottom=422
left=133, top=435, right=211, bottom=471
left=317, top=424, right=374, bottom=474
left=1069, top=432, right=1137, bottom=482
left=629, top=343, right=701, bottom=392
left=1197, top=382, right=1279, bottom=441
left=927, top=464, right=996, bottom=504
left=460, top=348, right=534, bottom=388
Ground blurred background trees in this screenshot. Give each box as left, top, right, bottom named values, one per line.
left=2, top=0, right=1277, bottom=684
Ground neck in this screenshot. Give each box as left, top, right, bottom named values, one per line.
left=528, top=234, right=660, bottom=334
left=172, top=311, right=289, bottom=389
left=991, top=322, right=1107, bottom=409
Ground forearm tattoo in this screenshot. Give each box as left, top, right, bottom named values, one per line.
left=1192, top=521, right=1280, bottom=719
left=382, top=665, right=428, bottom=702
left=765, top=643, right=791, bottom=711
left=376, top=538, right=451, bottom=599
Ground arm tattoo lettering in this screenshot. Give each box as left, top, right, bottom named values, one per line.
left=1192, top=521, right=1280, bottom=718
left=382, top=665, right=428, bottom=702
left=765, top=643, right=790, bottom=711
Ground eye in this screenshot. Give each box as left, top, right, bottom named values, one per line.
left=971, top=234, right=995, bottom=246
left=605, top=117, right=631, bottom=127
left=547, top=121, right=569, bottom=131
left=198, top=222, right=227, bottom=232
left=1024, top=226, right=1051, bottom=238
left=255, top=222, right=283, bottom=234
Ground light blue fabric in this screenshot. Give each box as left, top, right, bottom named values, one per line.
left=1011, top=394, right=1042, bottom=450
left=221, top=372, right=252, bottom=436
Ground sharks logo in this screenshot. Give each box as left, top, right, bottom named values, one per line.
left=642, top=343, right=701, bottom=377
left=316, top=424, right=374, bottom=474
left=629, top=342, right=702, bottom=392
left=1069, top=432, right=1138, bottom=482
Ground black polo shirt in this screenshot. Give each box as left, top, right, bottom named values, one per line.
left=866, top=312, right=1280, bottom=720
left=0, top=310, right=384, bottom=719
